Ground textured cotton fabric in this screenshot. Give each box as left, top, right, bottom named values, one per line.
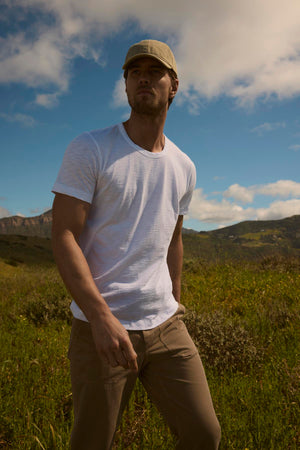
left=52, top=123, right=196, bottom=330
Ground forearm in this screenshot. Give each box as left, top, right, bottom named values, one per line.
left=52, top=230, right=110, bottom=322
left=167, top=235, right=183, bottom=303
left=51, top=194, right=137, bottom=371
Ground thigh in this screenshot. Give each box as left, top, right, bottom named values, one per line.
left=69, top=319, right=138, bottom=450
left=140, top=319, right=221, bottom=449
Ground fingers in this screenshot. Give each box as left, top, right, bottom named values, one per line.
left=90, top=314, right=138, bottom=372
left=113, top=349, right=128, bottom=369
left=103, top=340, right=138, bottom=372
left=121, top=344, right=138, bottom=372
left=105, top=353, right=119, bottom=368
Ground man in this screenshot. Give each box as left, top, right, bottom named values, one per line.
left=52, top=39, right=221, bottom=449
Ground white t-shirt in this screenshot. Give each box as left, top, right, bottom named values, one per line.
left=52, top=123, right=196, bottom=330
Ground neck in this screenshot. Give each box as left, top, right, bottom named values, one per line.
left=123, top=110, right=167, bottom=153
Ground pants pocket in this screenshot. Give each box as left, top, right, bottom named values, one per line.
left=159, top=317, right=198, bottom=358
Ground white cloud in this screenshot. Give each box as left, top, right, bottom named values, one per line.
left=1, top=0, right=300, bottom=109
left=0, top=27, right=69, bottom=91
left=0, top=1, right=104, bottom=100
left=256, top=199, right=300, bottom=220
left=0, top=206, right=11, bottom=219
left=256, top=180, right=300, bottom=198
left=111, top=75, right=128, bottom=109
left=0, top=112, right=37, bottom=127
left=35, top=92, right=59, bottom=108
left=176, top=89, right=203, bottom=115
left=173, top=0, right=300, bottom=106
left=224, top=184, right=255, bottom=203
left=189, top=188, right=254, bottom=224
left=189, top=180, right=300, bottom=226
left=224, top=180, right=300, bottom=203
left=251, top=122, right=286, bottom=136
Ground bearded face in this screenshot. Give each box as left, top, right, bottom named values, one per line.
left=125, top=57, right=178, bottom=117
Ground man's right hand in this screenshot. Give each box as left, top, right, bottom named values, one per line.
left=90, top=311, right=138, bottom=373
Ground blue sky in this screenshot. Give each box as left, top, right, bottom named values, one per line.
left=1, top=0, right=300, bottom=231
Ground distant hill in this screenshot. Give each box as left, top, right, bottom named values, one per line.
left=0, top=211, right=299, bottom=262
left=0, top=210, right=52, bottom=238
left=183, top=215, right=300, bottom=262
left=0, top=234, right=54, bottom=266
left=0, top=209, right=199, bottom=238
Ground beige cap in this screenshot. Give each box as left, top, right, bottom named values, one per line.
left=122, top=39, right=178, bottom=77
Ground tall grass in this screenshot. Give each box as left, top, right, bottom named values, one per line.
left=0, top=255, right=299, bottom=449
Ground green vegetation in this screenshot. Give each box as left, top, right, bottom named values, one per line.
left=182, top=215, right=300, bottom=262
left=0, top=237, right=299, bottom=449
left=241, top=229, right=280, bottom=240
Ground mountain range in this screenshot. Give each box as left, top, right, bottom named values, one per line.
left=0, top=211, right=299, bottom=262
left=0, top=210, right=52, bottom=238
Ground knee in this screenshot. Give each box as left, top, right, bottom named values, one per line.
left=203, top=419, right=221, bottom=450
left=178, top=418, right=221, bottom=450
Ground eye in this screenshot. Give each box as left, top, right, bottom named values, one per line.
left=129, top=68, right=140, bottom=76
left=151, top=68, right=165, bottom=76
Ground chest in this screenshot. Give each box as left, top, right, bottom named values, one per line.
left=95, top=152, right=183, bottom=212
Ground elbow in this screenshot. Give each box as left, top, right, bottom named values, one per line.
left=51, top=227, right=75, bottom=262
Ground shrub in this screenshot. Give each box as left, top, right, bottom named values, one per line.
left=259, top=255, right=300, bottom=272
left=23, top=290, right=72, bottom=325
left=184, top=309, right=262, bottom=373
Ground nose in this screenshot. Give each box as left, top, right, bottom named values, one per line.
left=138, top=70, right=150, bottom=84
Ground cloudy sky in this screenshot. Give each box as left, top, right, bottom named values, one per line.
left=1, top=0, right=300, bottom=231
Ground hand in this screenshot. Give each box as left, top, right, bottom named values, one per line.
left=90, top=311, right=138, bottom=373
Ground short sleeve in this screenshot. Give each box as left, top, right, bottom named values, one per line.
left=179, top=162, right=196, bottom=215
left=52, top=132, right=100, bottom=204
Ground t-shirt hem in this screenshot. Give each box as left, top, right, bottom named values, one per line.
left=70, top=299, right=179, bottom=331
left=120, top=301, right=179, bottom=330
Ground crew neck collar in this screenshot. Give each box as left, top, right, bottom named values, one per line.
left=119, top=123, right=168, bottom=158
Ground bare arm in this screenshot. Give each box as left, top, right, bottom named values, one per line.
left=51, top=193, right=137, bottom=372
left=167, top=215, right=184, bottom=303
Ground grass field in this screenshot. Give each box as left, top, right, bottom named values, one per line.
left=0, top=244, right=299, bottom=449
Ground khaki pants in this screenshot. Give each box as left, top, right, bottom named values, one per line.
left=68, top=304, right=221, bottom=450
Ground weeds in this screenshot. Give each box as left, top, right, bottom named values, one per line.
left=0, top=252, right=299, bottom=449
left=184, top=309, right=262, bottom=373
left=24, top=289, right=72, bottom=325
left=259, top=254, right=300, bottom=272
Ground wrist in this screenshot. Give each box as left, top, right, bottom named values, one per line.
left=84, top=297, right=112, bottom=324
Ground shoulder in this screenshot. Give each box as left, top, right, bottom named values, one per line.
left=86, top=123, right=122, bottom=147
left=65, top=124, right=121, bottom=162
left=69, top=123, right=120, bottom=148
left=166, top=137, right=196, bottom=173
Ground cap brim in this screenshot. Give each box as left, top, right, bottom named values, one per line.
left=122, top=54, right=173, bottom=71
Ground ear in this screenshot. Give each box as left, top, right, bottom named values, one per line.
left=169, top=78, right=179, bottom=99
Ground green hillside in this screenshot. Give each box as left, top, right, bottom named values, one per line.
left=0, top=235, right=54, bottom=266
left=0, top=219, right=299, bottom=270
left=183, top=215, right=300, bottom=262
left=1, top=212, right=299, bottom=263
